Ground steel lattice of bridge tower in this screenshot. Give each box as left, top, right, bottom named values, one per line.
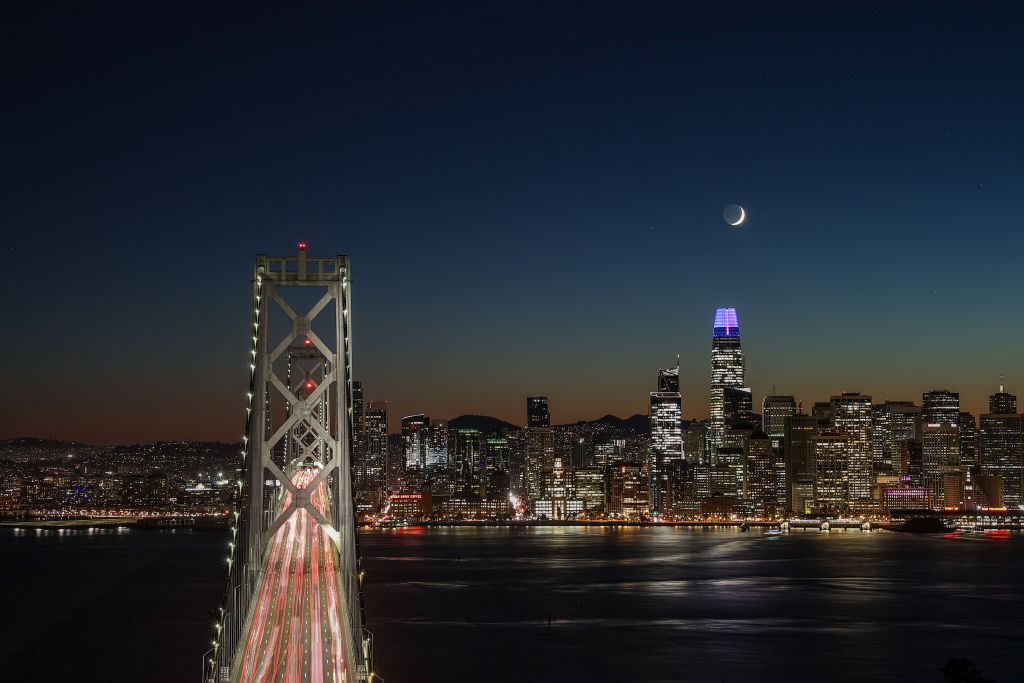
left=205, top=244, right=371, bottom=683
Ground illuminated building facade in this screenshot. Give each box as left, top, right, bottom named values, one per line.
left=525, top=396, right=554, bottom=503
left=709, top=307, right=744, bottom=454
left=357, top=400, right=388, bottom=512
left=883, top=401, right=920, bottom=476
left=426, top=420, right=449, bottom=473
left=649, top=387, right=682, bottom=514
left=921, top=422, right=960, bottom=509
left=401, top=414, right=430, bottom=470
left=574, top=467, right=604, bottom=511
left=814, top=431, right=848, bottom=515
left=606, top=463, right=649, bottom=518
left=980, top=385, right=1023, bottom=507
left=831, top=392, right=874, bottom=508
left=743, top=430, right=776, bottom=517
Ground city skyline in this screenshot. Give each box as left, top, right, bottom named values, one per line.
left=4, top=3, right=1024, bottom=443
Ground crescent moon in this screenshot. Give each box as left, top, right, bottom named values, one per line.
left=729, top=206, right=746, bottom=226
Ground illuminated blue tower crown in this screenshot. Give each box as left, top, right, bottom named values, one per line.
left=713, top=307, right=739, bottom=338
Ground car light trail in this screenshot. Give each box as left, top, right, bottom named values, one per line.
left=235, top=467, right=346, bottom=682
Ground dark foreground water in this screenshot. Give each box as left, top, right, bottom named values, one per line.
left=1, top=526, right=1021, bottom=682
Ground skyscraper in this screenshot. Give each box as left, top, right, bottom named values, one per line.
left=453, top=428, right=481, bottom=495
left=363, top=400, right=388, bottom=509
left=814, top=431, right=849, bottom=515
left=921, top=389, right=960, bottom=508
left=922, top=390, right=960, bottom=426
left=883, top=401, right=920, bottom=476
left=784, top=412, right=818, bottom=514
left=959, top=412, right=978, bottom=470
left=709, top=308, right=744, bottom=453
left=921, top=422, right=960, bottom=509
left=401, top=414, right=430, bottom=470
left=525, top=396, right=554, bottom=503
left=352, top=380, right=365, bottom=469
left=426, top=420, right=449, bottom=472
left=743, top=430, right=776, bottom=517
left=980, top=384, right=1023, bottom=508
left=762, top=395, right=796, bottom=451
left=831, top=392, right=873, bottom=509
left=649, top=389, right=682, bottom=514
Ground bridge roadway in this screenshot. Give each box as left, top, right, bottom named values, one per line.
left=234, top=467, right=347, bottom=682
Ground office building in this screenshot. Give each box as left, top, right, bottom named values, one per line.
left=525, top=396, right=554, bottom=502
left=709, top=307, right=744, bottom=453
left=831, top=393, right=873, bottom=507
left=980, top=384, right=1023, bottom=507
left=814, top=431, right=849, bottom=515
left=784, top=413, right=818, bottom=514
left=401, top=414, right=430, bottom=471
left=743, top=430, right=776, bottom=517
left=649, top=386, right=683, bottom=514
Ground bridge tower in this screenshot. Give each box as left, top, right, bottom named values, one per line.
left=205, top=244, right=371, bottom=682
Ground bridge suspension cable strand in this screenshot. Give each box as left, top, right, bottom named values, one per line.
left=204, top=246, right=371, bottom=683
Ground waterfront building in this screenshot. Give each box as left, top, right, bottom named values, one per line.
left=831, top=392, right=874, bottom=508
left=882, top=479, right=931, bottom=511
left=649, top=387, right=683, bottom=514
left=743, top=430, right=776, bottom=517
left=921, top=422, right=960, bottom=509
left=980, top=384, right=1023, bottom=507
left=784, top=413, right=817, bottom=514
left=606, top=463, right=650, bottom=519
left=814, top=431, right=849, bottom=515
left=709, top=307, right=744, bottom=454
left=574, top=467, right=604, bottom=512
left=525, top=396, right=554, bottom=502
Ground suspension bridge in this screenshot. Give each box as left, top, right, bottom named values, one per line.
left=204, top=245, right=372, bottom=682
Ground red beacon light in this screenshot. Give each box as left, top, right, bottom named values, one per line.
left=298, top=242, right=308, bottom=250
left=304, top=338, right=312, bottom=346
left=305, top=381, right=314, bottom=390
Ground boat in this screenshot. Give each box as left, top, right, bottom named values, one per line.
left=956, top=528, right=987, bottom=538
left=739, top=521, right=750, bottom=532
left=764, top=527, right=783, bottom=536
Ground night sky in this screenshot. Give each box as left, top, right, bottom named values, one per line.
left=3, top=3, right=1023, bottom=444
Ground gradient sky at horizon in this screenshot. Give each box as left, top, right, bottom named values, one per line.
left=2, top=2, right=1023, bottom=444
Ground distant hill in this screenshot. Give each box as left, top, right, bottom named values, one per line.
left=446, top=414, right=522, bottom=433
left=588, top=414, right=649, bottom=432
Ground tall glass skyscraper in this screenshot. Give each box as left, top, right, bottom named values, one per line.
left=525, top=396, right=554, bottom=502
left=649, top=376, right=682, bottom=514
left=831, top=392, right=874, bottom=507
left=709, top=308, right=744, bottom=453
left=401, top=413, right=430, bottom=470
left=980, top=384, right=1022, bottom=508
